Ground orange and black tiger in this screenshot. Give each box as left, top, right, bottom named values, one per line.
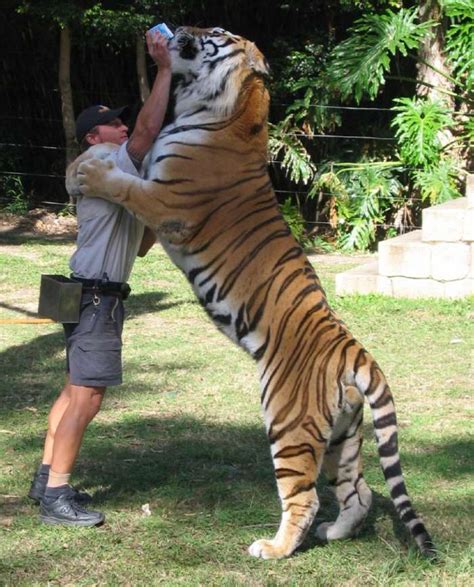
left=68, top=26, right=436, bottom=560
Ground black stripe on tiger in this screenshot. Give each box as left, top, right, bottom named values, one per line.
left=275, top=468, right=306, bottom=479
left=284, top=482, right=316, bottom=500
left=175, top=171, right=268, bottom=197
left=208, top=48, right=246, bottom=71
left=187, top=185, right=275, bottom=252
left=373, top=412, right=397, bottom=429
left=154, top=153, right=193, bottom=164
left=151, top=177, right=191, bottom=185
left=383, top=461, right=403, bottom=480
left=274, top=443, right=316, bottom=461
left=390, top=482, right=408, bottom=500
left=216, top=228, right=291, bottom=301
left=378, top=431, right=398, bottom=457
left=252, top=328, right=271, bottom=361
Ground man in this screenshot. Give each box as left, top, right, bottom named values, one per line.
left=28, top=29, right=172, bottom=527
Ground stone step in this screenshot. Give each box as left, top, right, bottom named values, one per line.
left=378, top=230, right=472, bottom=281
left=379, top=230, right=430, bottom=278
left=467, top=173, right=474, bottom=207
left=335, top=260, right=474, bottom=298
left=335, top=260, right=391, bottom=296
left=335, top=177, right=474, bottom=299
left=422, top=197, right=473, bottom=242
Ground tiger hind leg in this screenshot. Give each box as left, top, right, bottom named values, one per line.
left=317, top=387, right=372, bottom=541
left=248, top=434, right=325, bottom=559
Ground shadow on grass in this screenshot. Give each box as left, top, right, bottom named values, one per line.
left=0, top=290, right=189, bottom=414
left=10, top=409, right=473, bottom=554
left=0, top=231, right=75, bottom=246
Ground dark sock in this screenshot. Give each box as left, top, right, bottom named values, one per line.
left=38, top=463, right=51, bottom=476
left=43, top=484, right=70, bottom=503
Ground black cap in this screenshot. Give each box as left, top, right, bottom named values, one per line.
left=75, top=104, right=130, bottom=143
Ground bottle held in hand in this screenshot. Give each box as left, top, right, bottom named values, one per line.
left=148, top=23, right=174, bottom=39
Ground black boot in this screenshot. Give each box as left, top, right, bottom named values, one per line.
left=28, top=467, right=92, bottom=505
left=40, top=487, right=104, bottom=527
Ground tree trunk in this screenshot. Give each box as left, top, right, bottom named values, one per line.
left=58, top=25, right=78, bottom=171
left=136, top=36, right=150, bottom=104
left=417, top=0, right=454, bottom=107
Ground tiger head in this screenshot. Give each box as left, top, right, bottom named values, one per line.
left=167, top=26, right=270, bottom=121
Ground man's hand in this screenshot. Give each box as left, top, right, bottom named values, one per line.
left=146, top=31, right=171, bottom=71
left=126, top=31, right=172, bottom=163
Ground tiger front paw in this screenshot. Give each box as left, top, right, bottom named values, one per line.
left=77, top=158, right=120, bottom=200
left=248, top=538, right=291, bottom=560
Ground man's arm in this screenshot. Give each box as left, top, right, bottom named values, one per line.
left=137, top=226, right=157, bottom=257
left=126, top=31, right=172, bottom=163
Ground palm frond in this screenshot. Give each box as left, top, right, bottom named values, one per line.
left=391, top=97, right=454, bottom=168
left=441, top=0, right=474, bottom=92
left=327, top=7, right=434, bottom=102
left=268, top=120, right=316, bottom=185
left=413, top=159, right=461, bottom=203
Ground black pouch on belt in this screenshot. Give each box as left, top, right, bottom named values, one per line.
left=38, top=275, right=83, bottom=323
left=120, top=283, right=131, bottom=300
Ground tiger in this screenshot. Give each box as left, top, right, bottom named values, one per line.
left=67, top=26, right=436, bottom=560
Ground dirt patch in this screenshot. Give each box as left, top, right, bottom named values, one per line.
left=0, top=209, right=77, bottom=240
left=0, top=211, right=374, bottom=268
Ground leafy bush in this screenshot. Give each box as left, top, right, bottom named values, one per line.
left=327, top=7, right=433, bottom=102
left=441, top=0, right=474, bottom=93
left=391, top=98, right=454, bottom=168
left=275, top=43, right=341, bottom=134
left=1, top=175, right=28, bottom=215
left=279, top=197, right=307, bottom=246
left=316, top=162, right=403, bottom=251
left=413, top=160, right=460, bottom=203
left=391, top=98, right=462, bottom=203
left=269, top=118, right=315, bottom=185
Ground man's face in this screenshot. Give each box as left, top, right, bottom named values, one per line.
left=86, top=118, right=128, bottom=146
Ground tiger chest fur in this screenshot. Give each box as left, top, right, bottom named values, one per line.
left=70, top=26, right=435, bottom=561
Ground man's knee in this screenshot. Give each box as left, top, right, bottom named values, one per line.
left=70, top=385, right=106, bottom=421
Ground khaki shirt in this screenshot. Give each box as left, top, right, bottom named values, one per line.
left=69, top=142, right=145, bottom=283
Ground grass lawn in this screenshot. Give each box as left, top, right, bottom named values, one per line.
left=0, top=235, right=472, bottom=586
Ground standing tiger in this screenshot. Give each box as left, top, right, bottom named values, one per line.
left=67, top=26, right=436, bottom=560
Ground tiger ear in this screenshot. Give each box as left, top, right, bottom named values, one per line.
left=246, top=42, right=270, bottom=77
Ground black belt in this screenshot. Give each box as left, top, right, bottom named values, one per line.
left=71, top=276, right=131, bottom=300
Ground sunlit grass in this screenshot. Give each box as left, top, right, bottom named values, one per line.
left=0, top=238, right=472, bottom=585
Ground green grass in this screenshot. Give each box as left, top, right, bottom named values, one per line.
left=0, top=237, right=473, bottom=586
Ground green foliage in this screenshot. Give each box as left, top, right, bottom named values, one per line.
left=441, top=0, right=474, bottom=93
left=413, top=159, right=460, bottom=204
left=268, top=118, right=316, bottom=185
left=391, top=97, right=454, bottom=168
left=16, top=0, right=83, bottom=27
left=58, top=202, right=76, bottom=217
left=391, top=97, right=462, bottom=204
left=0, top=240, right=471, bottom=585
left=317, top=162, right=402, bottom=251
left=82, top=3, right=152, bottom=48
left=327, top=7, right=433, bottom=102
left=1, top=175, right=28, bottom=215
left=274, top=43, right=341, bottom=133
left=464, top=115, right=474, bottom=146
left=279, top=197, right=307, bottom=246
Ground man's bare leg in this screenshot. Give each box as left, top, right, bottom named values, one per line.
left=34, top=383, right=106, bottom=526
left=46, top=383, right=105, bottom=480
left=41, top=376, right=72, bottom=465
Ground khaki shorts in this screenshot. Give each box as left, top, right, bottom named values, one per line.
left=63, top=291, right=124, bottom=387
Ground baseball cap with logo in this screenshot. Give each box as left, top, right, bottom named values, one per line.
left=75, top=104, right=130, bottom=143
